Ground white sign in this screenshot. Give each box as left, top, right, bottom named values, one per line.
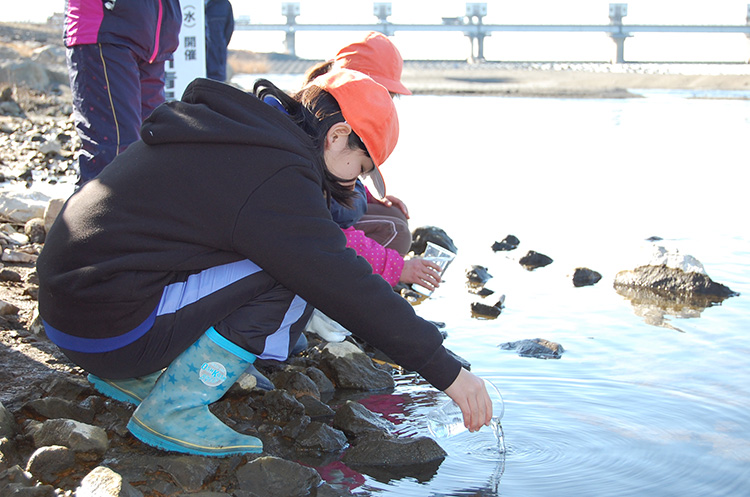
left=166, top=1, right=206, bottom=101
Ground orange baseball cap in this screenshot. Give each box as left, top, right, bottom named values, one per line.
left=332, top=32, right=412, bottom=96
left=310, top=68, right=399, bottom=198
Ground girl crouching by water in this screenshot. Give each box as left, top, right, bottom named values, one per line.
left=37, top=70, right=492, bottom=456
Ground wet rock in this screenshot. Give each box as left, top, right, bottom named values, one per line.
left=295, top=421, right=347, bottom=453
left=342, top=432, right=446, bottom=467
left=491, top=234, right=520, bottom=251
left=305, top=366, right=335, bottom=395
left=269, top=369, right=320, bottom=400
left=281, top=414, right=311, bottom=439
left=614, top=263, right=738, bottom=332
left=76, top=466, right=143, bottom=497
left=466, top=265, right=492, bottom=286
left=153, top=456, right=221, bottom=493
left=519, top=250, right=553, bottom=270
left=235, top=455, right=322, bottom=497
left=25, top=445, right=74, bottom=485
left=613, top=246, right=738, bottom=324
left=332, top=400, right=394, bottom=438
left=614, top=265, right=736, bottom=300
left=318, top=341, right=395, bottom=391
left=297, top=395, right=335, bottom=419
left=471, top=301, right=502, bottom=319
left=572, top=267, right=602, bottom=287
left=32, top=418, right=108, bottom=459
left=410, top=226, right=458, bottom=256
left=259, top=390, right=305, bottom=426
left=468, top=286, right=495, bottom=296
left=499, top=338, right=564, bottom=359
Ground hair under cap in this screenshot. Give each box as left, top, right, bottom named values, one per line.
left=310, top=68, right=399, bottom=198
left=332, top=31, right=412, bottom=96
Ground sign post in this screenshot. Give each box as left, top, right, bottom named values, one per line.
left=166, top=1, right=206, bottom=101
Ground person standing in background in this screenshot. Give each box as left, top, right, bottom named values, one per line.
left=205, top=0, right=234, bottom=82
left=64, top=0, right=182, bottom=187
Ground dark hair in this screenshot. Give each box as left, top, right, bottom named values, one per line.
left=303, top=60, right=334, bottom=85
left=252, top=78, right=365, bottom=207
left=304, top=59, right=400, bottom=98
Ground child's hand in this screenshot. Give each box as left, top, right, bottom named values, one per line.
left=444, top=368, right=493, bottom=432
left=400, top=258, right=441, bottom=288
left=377, top=195, right=409, bottom=218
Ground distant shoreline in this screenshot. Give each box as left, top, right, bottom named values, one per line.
left=229, top=52, right=750, bottom=99
left=401, top=61, right=750, bottom=98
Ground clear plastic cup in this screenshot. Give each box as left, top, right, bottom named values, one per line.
left=427, top=379, right=504, bottom=438
left=412, top=241, right=456, bottom=297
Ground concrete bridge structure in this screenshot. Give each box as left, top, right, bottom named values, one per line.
left=234, top=2, right=750, bottom=63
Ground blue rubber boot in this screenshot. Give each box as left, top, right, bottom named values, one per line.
left=88, top=370, right=164, bottom=405
left=127, top=327, right=263, bottom=456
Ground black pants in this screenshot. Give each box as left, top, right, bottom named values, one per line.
left=60, top=260, right=313, bottom=379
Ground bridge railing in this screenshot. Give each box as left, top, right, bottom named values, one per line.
left=233, top=2, right=750, bottom=63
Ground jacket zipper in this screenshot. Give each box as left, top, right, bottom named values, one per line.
left=149, top=0, right=165, bottom=63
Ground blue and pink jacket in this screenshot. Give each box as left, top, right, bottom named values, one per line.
left=64, top=0, right=182, bottom=63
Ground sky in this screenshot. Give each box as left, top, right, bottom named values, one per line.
left=10, top=1, right=750, bottom=62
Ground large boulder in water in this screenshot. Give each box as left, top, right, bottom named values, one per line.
left=614, top=246, right=737, bottom=305
left=615, top=265, right=736, bottom=301
left=614, top=246, right=738, bottom=329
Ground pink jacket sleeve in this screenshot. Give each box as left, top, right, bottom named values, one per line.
left=342, top=226, right=404, bottom=287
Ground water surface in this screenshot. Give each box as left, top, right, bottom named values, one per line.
left=227, top=77, right=750, bottom=495
left=329, top=90, right=750, bottom=496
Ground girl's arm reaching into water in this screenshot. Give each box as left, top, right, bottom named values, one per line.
left=444, top=367, right=493, bottom=432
